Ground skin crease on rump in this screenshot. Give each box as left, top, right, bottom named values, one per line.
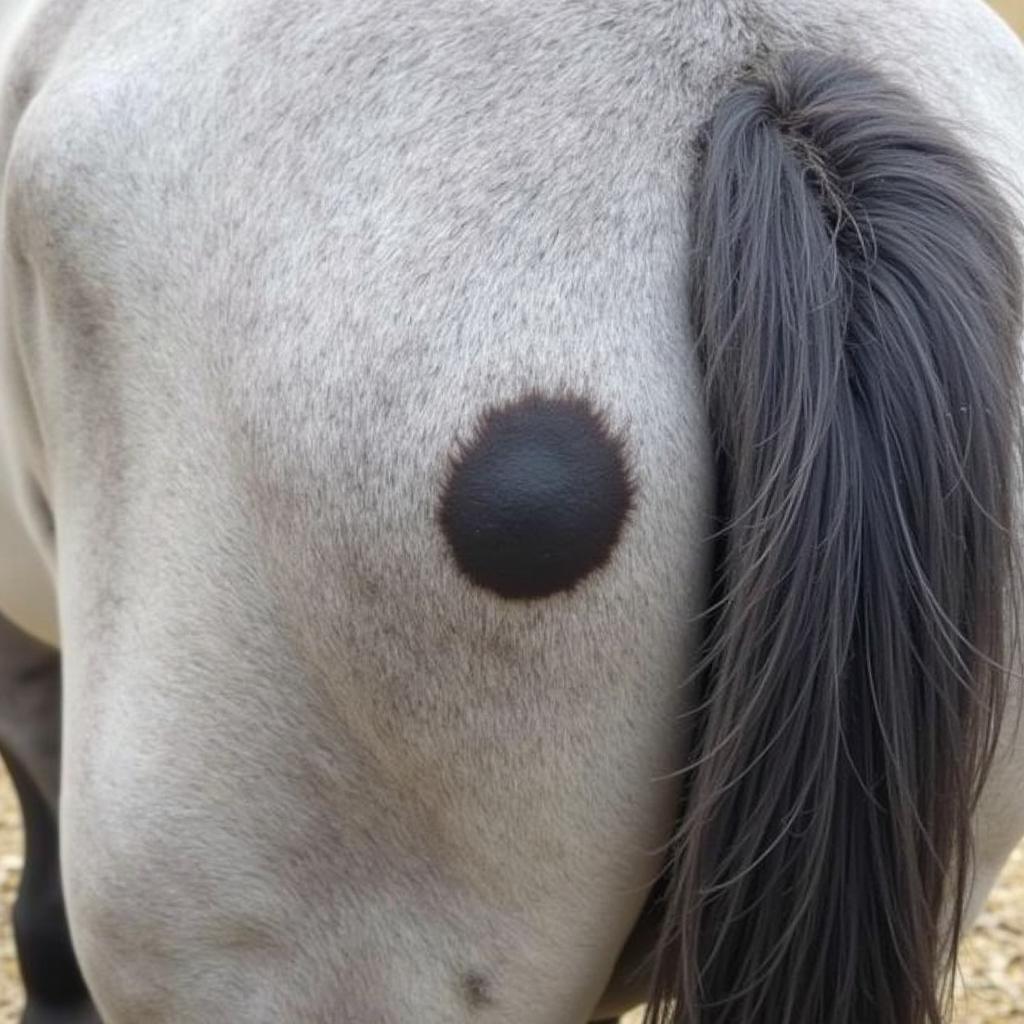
left=0, top=1, right=1022, bottom=1022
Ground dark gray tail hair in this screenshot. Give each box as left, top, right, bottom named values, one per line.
left=646, top=53, right=1024, bottom=1024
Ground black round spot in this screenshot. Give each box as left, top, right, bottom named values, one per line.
left=439, top=393, right=635, bottom=600
left=460, top=969, right=495, bottom=1010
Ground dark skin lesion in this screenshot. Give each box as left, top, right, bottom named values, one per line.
left=439, top=392, right=636, bottom=601
left=460, top=969, right=496, bottom=1010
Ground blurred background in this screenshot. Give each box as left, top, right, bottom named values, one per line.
left=995, top=0, right=1024, bottom=31
left=0, top=1, right=1022, bottom=1021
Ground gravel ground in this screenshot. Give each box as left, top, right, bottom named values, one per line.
left=0, top=770, right=20, bottom=1022
left=0, top=764, right=1020, bottom=1022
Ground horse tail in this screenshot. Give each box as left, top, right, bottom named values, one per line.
left=646, top=53, right=1023, bottom=1024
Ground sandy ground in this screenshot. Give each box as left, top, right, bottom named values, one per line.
left=0, top=771, right=20, bottom=1022
left=992, top=0, right=1024, bottom=33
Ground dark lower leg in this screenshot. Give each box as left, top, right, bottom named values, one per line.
left=0, top=615, right=98, bottom=1023
left=4, top=755, right=93, bottom=1016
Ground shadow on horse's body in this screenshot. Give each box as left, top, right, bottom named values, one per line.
left=1, top=1, right=1024, bottom=1021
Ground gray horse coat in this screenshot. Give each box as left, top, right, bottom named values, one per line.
left=2, top=1, right=1024, bottom=1022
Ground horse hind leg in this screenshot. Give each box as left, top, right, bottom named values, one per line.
left=0, top=613, right=98, bottom=1024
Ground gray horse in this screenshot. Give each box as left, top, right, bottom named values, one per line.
left=2, top=1, right=1024, bottom=1022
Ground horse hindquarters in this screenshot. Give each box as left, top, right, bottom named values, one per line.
left=3, top=3, right=714, bottom=1019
